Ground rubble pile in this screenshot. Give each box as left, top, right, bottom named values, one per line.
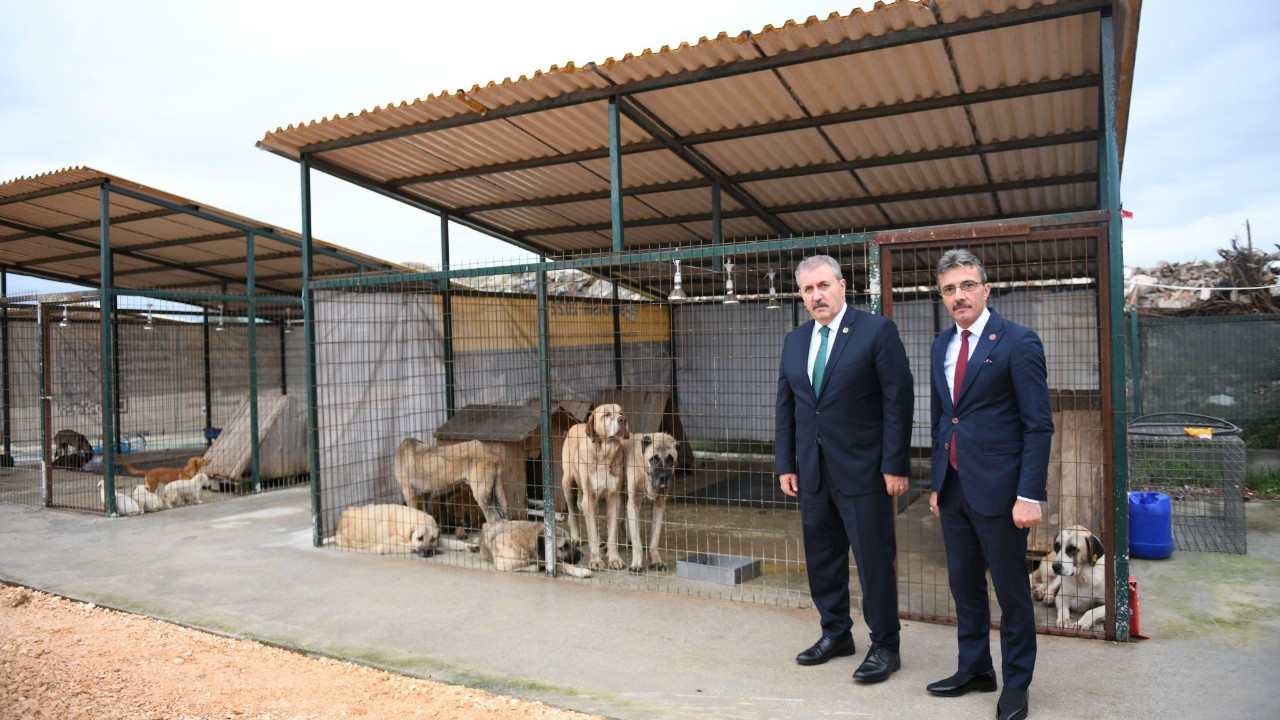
left=1126, top=241, right=1280, bottom=316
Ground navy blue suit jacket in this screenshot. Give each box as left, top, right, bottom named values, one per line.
left=776, top=308, right=914, bottom=495
left=929, top=309, right=1054, bottom=515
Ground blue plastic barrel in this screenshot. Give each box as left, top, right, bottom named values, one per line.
left=1129, top=491, right=1175, bottom=559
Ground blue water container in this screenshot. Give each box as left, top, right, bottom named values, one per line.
left=1129, top=491, right=1175, bottom=559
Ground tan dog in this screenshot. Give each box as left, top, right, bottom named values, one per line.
left=560, top=403, right=629, bottom=571
left=479, top=520, right=592, bottom=578
left=336, top=504, right=444, bottom=556
left=624, top=432, right=679, bottom=574
left=122, top=456, right=211, bottom=493
left=131, top=484, right=164, bottom=513
left=393, top=438, right=509, bottom=523
left=1046, top=525, right=1107, bottom=630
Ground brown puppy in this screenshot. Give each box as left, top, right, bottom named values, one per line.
left=122, top=456, right=211, bottom=493
left=560, top=403, right=629, bottom=571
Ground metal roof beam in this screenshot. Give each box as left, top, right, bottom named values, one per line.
left=614, top=96, right=792, bottom=236
left=21, top=229, right=249, bottom=267
left=525, top=172, right=1097, bottom=236
left=456, top=130, right=1096, bottom=214
left=296, top=0, right=1109, bottom=156
left=390, top=75, right=1096, bottom=189
left=110, top=249, right=303, bottom=278
left=0, top=208, right=183, bottom=246
left=0, top=178, right=107, bottom=208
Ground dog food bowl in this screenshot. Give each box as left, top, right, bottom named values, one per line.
left=677, top=553, right=763, bottom=585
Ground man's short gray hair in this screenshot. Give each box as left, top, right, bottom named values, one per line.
left=936, top=249, right=988, bottom=283
left=795, top=255, right=843, bottom=283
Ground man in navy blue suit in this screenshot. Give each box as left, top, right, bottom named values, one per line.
left=925, top=249, right=1053, bottom=720
left=775, top=254, right=914, bottom=684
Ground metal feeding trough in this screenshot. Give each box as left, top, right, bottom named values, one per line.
left=677, top=553, right=763, bottom=585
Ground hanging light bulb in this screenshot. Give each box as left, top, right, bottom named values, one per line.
left=58, top=305, right=70, bottom=328
left=722, top=259, right=739, bottom=304
left=215, top=303, right=226, bottom=332
left=284, top=307, right=293, bottom=334
left=668, top=257, right=687, bottom=303
left=143, top=302, right=155, bottom=331
left=766, top=270, right=781, bottom=310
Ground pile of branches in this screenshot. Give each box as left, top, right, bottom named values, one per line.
left=1136, top=238, right=1280, bottom=317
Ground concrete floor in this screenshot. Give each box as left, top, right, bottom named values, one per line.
left=2, top=485, right=1278, bottom=719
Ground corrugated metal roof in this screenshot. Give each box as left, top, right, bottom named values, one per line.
left=0, top=167, right=403, bottom=300
left=257, top=0, right=1141, bottom=262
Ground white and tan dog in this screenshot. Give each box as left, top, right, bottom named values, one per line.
left=163, top=474, right=205, bottom=508
left=479, top=520, right=592, bottom=578
left=560, top=403, right=629, bottom=571
left=97, top=479, right=142, bottom=516
left=1046, top=525, right=1107, bottom=630
left=624, top=432, right=679, bottom=574
left=394, top=438, right=509, bottom=523
left=131, top=484, right=164, bottom=513
left=335, top=503, right=447, bottom=556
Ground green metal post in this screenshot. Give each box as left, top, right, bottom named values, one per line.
left=536, top=262, right=555, bottom=576
left=441, top=213, right=456, bottom=418
left=301, top=159, right=323, bottom=547
left=37, top=302, right=50, bottom=507
left=711, top=181, right=723, bottom=271
left=1100, top=11, right=1131, bottom=641
left=99, top=184, right=118, bottom=515
left=1, top=270, right=11, bottom=459
left=868, top=241, right=882, bottom=316
left=202, top=298, right=214, bottom=446
left=608, top=97, right=624, bottom=253
left=247, top=231, right=261, bottom=492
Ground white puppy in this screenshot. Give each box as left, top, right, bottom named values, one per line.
left=97, top=479, right=142, bottom=516
left=1049, top=525, right=1107, bottom=630
left=163, top=474, right=205, bottom=508
left=131, top=484, right=164, bottom=513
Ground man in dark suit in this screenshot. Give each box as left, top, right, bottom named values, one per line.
left=925, top=249, right=1054, bottom=720
left=775, top=254, right=914, bottom=683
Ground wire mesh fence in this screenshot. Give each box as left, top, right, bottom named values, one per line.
left=0, top=292, right=303, bottom=515
left=316, top=228, right=1114, bottom=636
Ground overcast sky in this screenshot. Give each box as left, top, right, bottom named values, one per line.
left=2, top=0, right=1276, bottom=295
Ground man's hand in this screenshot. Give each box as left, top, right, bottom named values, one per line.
left=883, top=473, right=909, bottom=497
left=1012, top=499, right=1042, bottom=529
left=779, top=473, right=799, bottom=498
left=929, top=490, right=939, bottom=517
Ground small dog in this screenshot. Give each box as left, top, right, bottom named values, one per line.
left=97, top=479, right=142, bottom=516
left=1046, top=525, right=1107, bottom=630
left=1029, top=549, right=1057, bottom=602
left=131, top=484, right=164, bottom=513
left=623, top=432, right=679, bottom=574
left=560, top=403, right=630, bottom=571
left=479, top=520, right=592, bottom=578
left=162, top=474, right=206, bottom=508
left=122, top=456, right=211, bottom=493
left=52, top=429, right=94, bottom=470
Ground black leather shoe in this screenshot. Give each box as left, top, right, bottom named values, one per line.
left=795, top=634, right=855, bottom=666
left=997, top=688, right=1029, bottom=720
left=852, top=646, right=900, bottom=683
left=926, top=669, right=998, bottom=697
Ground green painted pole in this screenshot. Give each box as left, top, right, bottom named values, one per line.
left=247, top=231, right=261, bottom=492
left=301, top=159, right=323, bottom=547
left=441, top=213, right=456, bottom=419
left=536, top=261, right=555, bottom=576
left=1100, top=11, right=1131, bottom=641
left=99, top=184, right=118, bottom=515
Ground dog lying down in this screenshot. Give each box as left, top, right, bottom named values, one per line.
left=479, top=520, right=592, bottom=578
left=335, top=504, right=473, bottom=557
left=98, top=479, right=142, bottom=516
left=1031, top=524, right=1107, bottom=630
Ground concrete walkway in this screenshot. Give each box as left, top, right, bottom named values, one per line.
left=2, top=487, right=1278, bottom=719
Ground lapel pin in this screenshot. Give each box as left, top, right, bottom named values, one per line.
left=842, top=327, right=850, bottom=334
left=983, top=358, right=993, bottom=365
left=988, top=333, right=997, bottom=341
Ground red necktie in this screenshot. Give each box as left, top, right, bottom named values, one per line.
left=949, top=329, right=971, bottom=471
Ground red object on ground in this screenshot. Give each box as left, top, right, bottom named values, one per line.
left=1129, top=576, right=1150, bottom=639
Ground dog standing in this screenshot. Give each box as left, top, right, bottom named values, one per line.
left=623, top=432, right=679, bottom=574
left=479, top=520, right=592, bottom=578
left=393, top=438, right=509, bottom=523
left=1047, top=525, right=1107, bottom=630
left=560, top=403, right=629, bottom=571
left=163, top=474, right=206, bottom=508
left=122, top=455, right=211, bottom=494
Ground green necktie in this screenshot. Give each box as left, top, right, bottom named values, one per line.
left=812, top=325, right=830, bottom=396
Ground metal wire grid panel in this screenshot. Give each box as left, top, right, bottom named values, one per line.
left=886, top=232, right=1110, bottom=637
left=0, top=295, right=303, bottom=514
left=1128, top=429, right=1247, bottom=555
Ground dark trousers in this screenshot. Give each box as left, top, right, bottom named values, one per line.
left=939, top=466, right=1036, bottom=690
left=800, top=449, right=900, bottom=651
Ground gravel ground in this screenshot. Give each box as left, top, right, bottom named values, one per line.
left=0, top=585, right=600, bottom=720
